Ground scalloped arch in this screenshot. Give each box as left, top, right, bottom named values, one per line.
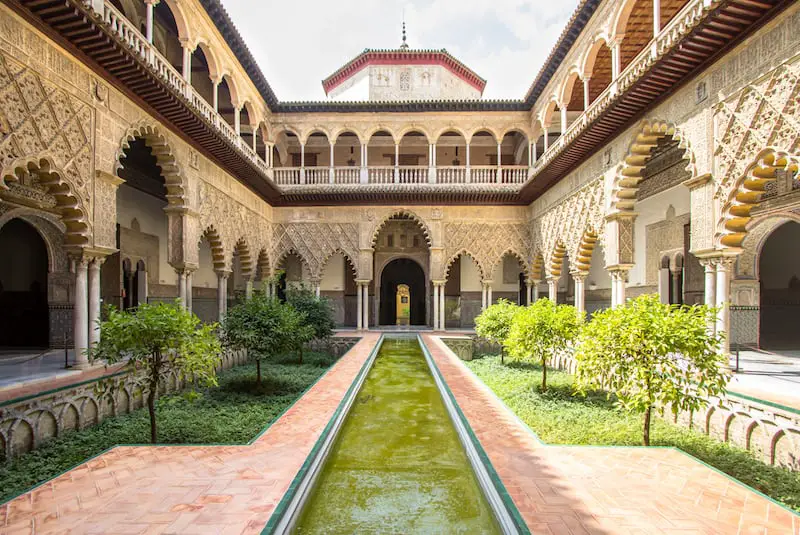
left=610, top=120, right=697, bottom=213
left=488, top=249, right=530, bottom=280
left=444, top=249, right=485, bottom=281
left=370, top=209, right=433, bottom=248
left=319, top=248, right=359, bottom=280
left=1, top=156, right=91, bottom=247
left=116, top=122, right=188, bottom=208
left=200, top=226, right=227, bottom=271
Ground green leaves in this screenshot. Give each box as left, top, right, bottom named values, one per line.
left=505, top=299, right=580, bottom=365
left=222, top=291, right=298, bottom=360
left=575, top=294, right=728, bottom=444
left=89, top=300, right=222, bottom=388
left=475, top=299, right=519, bottom=347
left=286, top=286, right=335, bottom=341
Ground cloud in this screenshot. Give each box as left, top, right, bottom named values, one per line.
left=220, top=0, right=578, bottom=101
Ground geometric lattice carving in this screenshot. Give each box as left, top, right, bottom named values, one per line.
left=714, top=58, right=800, bottom=247
left=0, top=53, right=94, bottom=245
left=272, top=222, right=359, bottom=280
left=443, top=221, right=531, bottom=280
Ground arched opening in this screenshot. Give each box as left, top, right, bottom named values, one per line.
left=320, top=252, right=358, bottom=327
left=115, top=137, right=171, bottom=314
left=492, top=253, right=525, bottom=305
left=277, top=252, right=310, bottom=302
left=445, top=253, right=483, bottom=328
left=585, top=242, right=612, bottom=314
left=194, top=233, right=220, bottom=323
left=216, top=75, right=237, bottom=129
left=758, top=221, right=800, bottom=349
left=379, top=258, right=426, bottom=326
left=584, top=40, right=612, bottom=104
left=190, top=45, right=214, bottom=104
left=152, top=2, right=183, bottom=72
left=498, top=131, right=529, bottom=183
left=618, top=1, right=689, bottom=71
left=397, top=131, right=429, bottom=183
left=303, top=131, right=330, bottom=184
left=239, top=104, right=255, bottom=147
left=468, top=130, right=498, bottom=182
left=435, top=131, right=467, bottom=183
left=332, top=132, right=361, bottom=184
left=0, top=219, right=49, bottom=347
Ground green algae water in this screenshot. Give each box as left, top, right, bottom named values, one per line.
left=294, top=337, right=500, bottom=534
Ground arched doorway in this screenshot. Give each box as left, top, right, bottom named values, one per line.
left=0, top=219, right=49, bottom=347
left=759, top=221, right=800, bottom=349
left=379, top=258, right=426, bottom=326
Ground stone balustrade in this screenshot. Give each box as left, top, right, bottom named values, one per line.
left=273, top=165, right=531, bottom=187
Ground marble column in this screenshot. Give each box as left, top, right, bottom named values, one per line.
left=88, top=257, right=103, bottom=350
left=433, top=283, right=439, bottom=330
left=245, top=279, right=254, bottom=300
left=362, top=283, right=369, bottom=330
left=181, top=43, right=192, bottom=83
left=716, top=258, right=734, bottom=355
left=356, top=282, right=363, bottom=331
left=145, top=0, right=158, bottom=43
left=480, top=283, right=487, bottom=310
left=177, top=269, right=188, bottom=309
left=486, top=283, right=493, bottom=307
left=217, top=271, right=228, bottom=322
left=526, top=281, right=533, bottom=305
left=701, top=259, right=716, bottom=310
left=185, top=271, right=194, bottom=312
left=583, top=77, right=591, bottom=109
left=73, top=257, right=89, bottom=369
left=572, top=272, right=586, bottom=315
left=439, top=283, right=446, bottom=331
left=532, top=280, right=540, bottom=301
left=547, top=277, right=558, bottom=302
left=610, top=268, right=630, bottom=308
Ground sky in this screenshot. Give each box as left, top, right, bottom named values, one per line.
left=220, top=0, right=579, bottom=101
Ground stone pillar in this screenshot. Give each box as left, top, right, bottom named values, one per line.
left=252, top=126, right=258, bottom=152
left=653, top=0, right=661, bottom=35
left=234, top=106, right=241, bottom=136
left=611, top=41, right=621, bottom=81
left=532, top=280, right=540, bottom=301
left=572, top=272, right=586, bottom=315
left=212, top=77, right=219, bottom=112
left=701, top=259, right=716, bottom=310
left=526, top=281, right=533, bottom=305
left=439, top=283, right=446, bottom=331
left=716, top=258, right=735, bottom=355
left=532, top=140, right=537, bottom=162
left=73, top=257, right=90, bottom=369
left=88, top=257, right=103, bottom=349
left=217, top=271, right=229, bottom=322
left=329, top=143, right=335, bottom=183
left=560, top=106, right=568, bottom=134
left=547, top=277, right=558, bottom=302
left=300, top=142, right=306, bottom=184
left=583, top=77, right=590, bottom=109
left=356, top=282, right=363, bottom=330
left=145, top=0, right=158, bottom=43
left=433, top=283, right=439, bottom=330
left=481, top=284, right=487, bottom=310
left=543, top=128, right=549, bottom=151
left=487, top=283, right=493, bottom=307
left=394, top=143, right=400, bottom=183
left=315, top=283, right=321, bottom=298
left=465, top=143, right=471, bottom=182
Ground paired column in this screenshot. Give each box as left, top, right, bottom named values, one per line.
left=572, top=272, right=586, bottom=315
left=547, top=276, right=558, bottom=302
left=73, top=257, right=90, bottom=369
left=609, top=267, right=630, bottom=308
left=88, top=257, right=104, bottom=350
left=361, top=282, right=369, bottom=330
left=216, top=271, right=230, bottom=322
left=481, top=281, right=493, bottom=310
left=432, top=282, right=446, bottom=331
left=715, top=257, right=735, bottom=356
left=433, top=283, right=440, bottom=330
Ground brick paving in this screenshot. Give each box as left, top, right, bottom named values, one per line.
left=0, top=333, right=380, bottom=535
left=423, top=334, right=800, bottom=535
left=2, top=331, right=798, bottom=534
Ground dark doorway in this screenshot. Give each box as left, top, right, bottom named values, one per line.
left=379, top=258, right=426, bottom=325
left=0, top=219, right=49, bottom=347
left=759, top=221, right=800, bottom=349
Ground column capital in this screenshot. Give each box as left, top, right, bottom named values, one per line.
left=431, top=280, right=446, bottom=286
left=481, top=279, right=494, bottom=287
left=355, top=279, right=371, bottom=285
left=682, top=172, right=712, bottom=190
left=605, top=210, right=639, bottom=223
left=215, top=269, right=232, bottom=279
left=570, top=270, right=588, bottom=281
left=144, top=0, right=160, bottom=5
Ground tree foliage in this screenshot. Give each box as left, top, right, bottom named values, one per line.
left=574, top=294, right=728, bottom=446
left=222, top=291, right=301, bottom=382
left=89, top=301, right=221, bottom=443
left=504, top=298, right=581, bottom=391
left=474, top=299, right=519, bottom=363
left=286, top=285, right=335, bottom=341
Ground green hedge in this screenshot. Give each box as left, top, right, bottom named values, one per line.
left=0, top=351, right=338, bottom=503
left=465, top=355, right=800, bottom=513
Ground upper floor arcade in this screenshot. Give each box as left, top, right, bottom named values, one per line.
left=11, top=0, right=790, bottom=206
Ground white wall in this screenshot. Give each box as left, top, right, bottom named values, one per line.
left=587, top=244, right=611, bottom=289
left=491, top=255, right=522, bottom=293
left=321, top=253, right=346, bottom=291
left=193, top=239, right=218, bottom=289
left=630, top=186, right=690, bottom=287
left=460, top=256, right=482, bottom=291
left=116, top=185, right=175, bottom=285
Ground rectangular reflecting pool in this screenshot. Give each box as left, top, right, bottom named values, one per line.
left=294, top=337, right=501, bottom=534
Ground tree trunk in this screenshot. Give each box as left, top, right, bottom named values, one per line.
left=256, top=359, right=261, bottom=386
left=643, top=405, right=652, bottom=446
left=299, top=345, right=303, bottom=365
left=500, top=347, right=504, bottom=364
left=541, top=356, right=547, bottom=392
left=148, top=350, right=161, bottom=444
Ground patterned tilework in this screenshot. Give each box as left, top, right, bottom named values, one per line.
left=422, top=334, right=799, bottom=535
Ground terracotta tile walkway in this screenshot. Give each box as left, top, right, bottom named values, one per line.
left=3, top=332, right=798, bottom=534
left=0, top=333, right=380, bottom=535
left=423, top=334, right=800, bottom=535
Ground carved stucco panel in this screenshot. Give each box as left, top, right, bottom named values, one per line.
left=443, top=221, right=531, bottom=280
left=271, top=222, right=360, bottom=280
